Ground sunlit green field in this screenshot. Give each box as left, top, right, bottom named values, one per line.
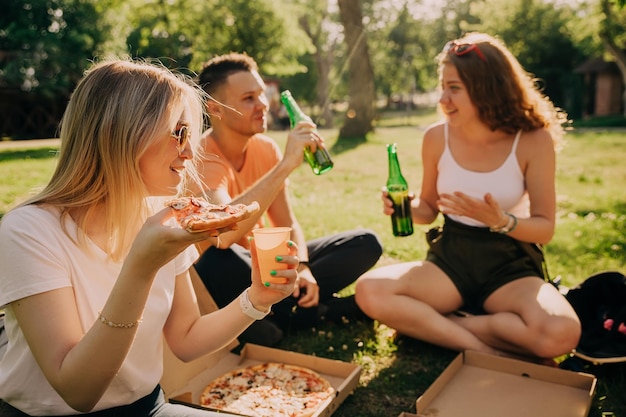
left=0, top=112, right=624, bottom=416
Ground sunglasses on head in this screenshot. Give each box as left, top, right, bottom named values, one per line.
left=171, top=123, right=190, bottom=153
left=444, top=41, right=486, bottom=62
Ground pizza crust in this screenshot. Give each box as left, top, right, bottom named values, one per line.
left=200, top=362, right=334, bottom=417
left=165, top=196, right=260, bottom=233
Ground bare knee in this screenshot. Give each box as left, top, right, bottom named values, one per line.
left=355, top=277, right=385, bottom=318
left=530, top=316, right=581, bottom=358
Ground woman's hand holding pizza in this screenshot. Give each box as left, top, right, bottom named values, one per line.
left=247, top=238, right=299, bottom=313
left=125, top=207, right=223, bottom=277
left=126, top=197, right=253, bottom=278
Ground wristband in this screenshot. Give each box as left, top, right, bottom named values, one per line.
left=239, top=288, right=270, bottom=320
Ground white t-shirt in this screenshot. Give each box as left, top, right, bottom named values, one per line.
left=0, top=204, right=198, bottom=415
left=437, top=123, right=529, bottom=226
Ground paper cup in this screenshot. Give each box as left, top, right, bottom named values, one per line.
left=252, top=227, right=292, bottom=284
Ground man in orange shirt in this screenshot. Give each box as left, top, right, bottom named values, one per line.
left=192, top=53, right=382, bottom=346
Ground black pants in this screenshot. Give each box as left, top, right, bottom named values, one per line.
left=194, top=228, right=382, bottom=328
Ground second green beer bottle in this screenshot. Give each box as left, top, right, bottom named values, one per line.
left=280, top=90, right=333, bottom=175
left=386, top=143, right=414, bottom=237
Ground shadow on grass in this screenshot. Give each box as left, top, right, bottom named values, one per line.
left=0, top=147, right=58, bottom=162
left=276, top=320, right=456, bottom=417
left=338, top=337, right=456, bottom=417
left=330, top=135, right=368, bottom=156
left=277, top=316, right=626, bottom=417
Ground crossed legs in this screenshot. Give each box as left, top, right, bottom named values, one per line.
left=355, top=261, right=581, bottom=358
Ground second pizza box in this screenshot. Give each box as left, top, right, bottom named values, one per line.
left=160, top=269, right=362, bottom=417
left=413, top=350, right=597, bottom=417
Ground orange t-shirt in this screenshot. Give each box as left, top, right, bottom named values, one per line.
left=197, top=133, right=287, bottom=248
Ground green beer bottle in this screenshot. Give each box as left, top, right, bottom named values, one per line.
left=280, top=90, right=334, bottom=175
left=386, top=143, right=413, bottom=237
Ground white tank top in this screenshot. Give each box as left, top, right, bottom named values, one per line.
left=437, top=123, right=529, bottom=227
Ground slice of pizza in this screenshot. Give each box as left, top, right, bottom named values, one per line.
left=165, top=196, right=260, bottom=233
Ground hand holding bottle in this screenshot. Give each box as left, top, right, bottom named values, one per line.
left=282, top=120, right=325, bottom=171
left=386, top=143, right=414, bottom=237
left=280, top=90, right=334, bottom=175
left=381, top=187, right=415, bottom=215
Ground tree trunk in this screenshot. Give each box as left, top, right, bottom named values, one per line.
left=298, top=15, right=334, bottom=128
left=337, top=0, right=376, bottom=140
left=600, top=35, right=626, bottom=117
left=315, top=50, right=334, bottom=128
left=600, top=0, right=626, bottom=116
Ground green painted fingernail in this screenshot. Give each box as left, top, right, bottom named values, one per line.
left=270, top=270, right=277, bottom=276
left=264, top=281, right=270, bottom=287
left=275, top=255, right=283, bottom=261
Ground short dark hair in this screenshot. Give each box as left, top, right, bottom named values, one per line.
left=197, top=52, right=258, bottom=96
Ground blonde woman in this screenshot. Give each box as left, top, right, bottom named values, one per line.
left=0, top=59, right=298, bottom=416
left=355, top=33, right=580, bottom=360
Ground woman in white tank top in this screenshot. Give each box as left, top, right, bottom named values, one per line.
left=355, top=32, right=581, bottom=361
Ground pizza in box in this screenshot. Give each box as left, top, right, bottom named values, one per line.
left=200, top=362, right=335, bottom=417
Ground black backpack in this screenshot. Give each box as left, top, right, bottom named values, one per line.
left=565, top=271, right=626, bottom=360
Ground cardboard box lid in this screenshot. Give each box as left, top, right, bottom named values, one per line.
left=415, top=351, right=597, bottom=417
left=160, top=267, right=238, bottom=397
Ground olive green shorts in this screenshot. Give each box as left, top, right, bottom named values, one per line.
left=425, top=216, right=546, bottom=311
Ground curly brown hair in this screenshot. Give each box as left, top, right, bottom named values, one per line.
left=437, top=32, right=568, bottom=149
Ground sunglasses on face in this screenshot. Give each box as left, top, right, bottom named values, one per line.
left=171, top=123, right=190, bottom=153
left=444, top=41, right=486, bottom=62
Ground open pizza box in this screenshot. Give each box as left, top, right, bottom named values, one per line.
left=160, top=268, right=362, bottom=416
left=407, top=350, right=596, bottom=417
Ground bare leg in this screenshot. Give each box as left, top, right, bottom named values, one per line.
left=355, top=261, right=500, bottom=355
left=449, top=277, right=581, bottom=358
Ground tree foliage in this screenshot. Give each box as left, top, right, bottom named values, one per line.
left=0, top=0, right=112, bottom=98
left=470, top=0, right=591, bottom=116
left=1, top=0, right=623, bottom=139
left=122, top=0, right=307, bottom=77
left=125, top=0, right=194, bottom=74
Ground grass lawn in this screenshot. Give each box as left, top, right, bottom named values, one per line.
left=0, top=109, right=624, bottom=416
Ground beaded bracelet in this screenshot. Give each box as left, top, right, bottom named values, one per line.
left=98, top=312, right=143, bottom=329
left=505, top=213, right=518, bottom=233
left=489, top=212, right=518, bottom=234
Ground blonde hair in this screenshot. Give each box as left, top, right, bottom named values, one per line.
left=18, top=59, right=206, bottom=261
left=437, top=32, right=568, bottom=149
